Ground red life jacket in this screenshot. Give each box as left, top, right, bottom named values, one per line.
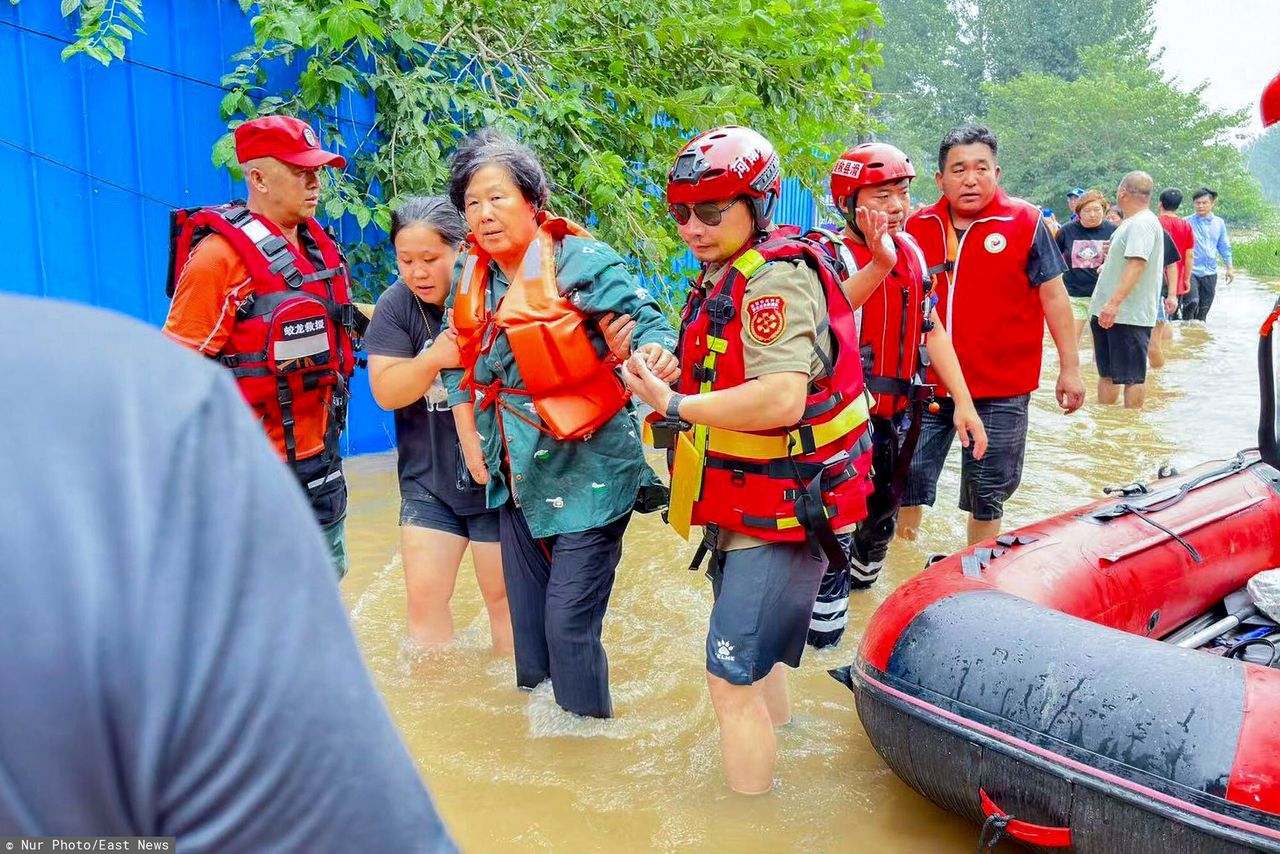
left=844, top=231, right=934, bottom=418
left=452, top=214, right=628, bottom=441
left=905, top=189, right=1045, bottom=399
left=667, top=227, right=873, bottom=553
left=167, top=203, right=361, bottom=477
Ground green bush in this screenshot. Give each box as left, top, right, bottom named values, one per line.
left=1235, top=236, right=1280, bottom=278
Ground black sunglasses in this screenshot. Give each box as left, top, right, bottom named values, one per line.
left=669, top=197, right=741, bottom=226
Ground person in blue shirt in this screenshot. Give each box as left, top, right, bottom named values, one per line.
left=1, top=294, right=453, bottom=852
left=1182, top=187, right=1235, bottom=322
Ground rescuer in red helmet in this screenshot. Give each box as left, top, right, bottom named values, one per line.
left=801, top=143, right=987, bottom=650
left=623, top=126, right=873, bottom=794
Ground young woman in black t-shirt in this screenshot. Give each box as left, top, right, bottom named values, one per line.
left=365, top=197, right=512, bottom=653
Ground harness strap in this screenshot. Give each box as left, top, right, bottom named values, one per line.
left=704, top=394, right=870, bottom=460
left=277, top=376, right=298, bottom=465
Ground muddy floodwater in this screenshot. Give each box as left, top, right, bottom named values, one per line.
left=340, top=272, right=1276, bottom=852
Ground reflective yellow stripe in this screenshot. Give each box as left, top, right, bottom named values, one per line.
left=732, top=249, right=766, bottom=278
left=707, top=336, right=728, bottom=354
left=705, top=394, right=870, bottom=459
left=666, top=430, right=701, bottom=540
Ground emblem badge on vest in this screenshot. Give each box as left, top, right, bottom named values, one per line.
left=984, top=233, right=1007, bottom=254
left=745, top=294, right=786, bottom=346
left=303, top=127, right=318, bottom=147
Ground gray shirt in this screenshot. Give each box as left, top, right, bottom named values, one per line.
left=0, top=295, right=453, bottom=853
left=1091, top=208, right=1164, bottom=327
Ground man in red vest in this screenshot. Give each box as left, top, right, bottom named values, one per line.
left=164, top=116, right=359, bottom=577
left=899, top=125, right=1085, bottom=546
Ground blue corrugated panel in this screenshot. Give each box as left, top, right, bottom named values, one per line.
left=0, top=1, right=394, bottom=455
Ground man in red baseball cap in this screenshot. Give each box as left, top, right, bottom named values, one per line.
left=163, top=115, right=363, bottom=578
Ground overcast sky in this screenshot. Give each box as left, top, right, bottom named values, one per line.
left=1152, top=0, right=1278, bottom=138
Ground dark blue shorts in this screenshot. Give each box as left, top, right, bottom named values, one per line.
left=902, top=394, right=1030, bottom=522
left=706, top=542, right=826, bottom=685
left=399, top=492, right=499, bottom=543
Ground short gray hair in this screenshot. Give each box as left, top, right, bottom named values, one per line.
left=448, top=128, right=550, bottom=211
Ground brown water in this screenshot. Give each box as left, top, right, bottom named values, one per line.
left=341, top=272, right=1276, bottom=852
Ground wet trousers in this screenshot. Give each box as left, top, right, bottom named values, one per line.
left=498, top=501, right=631, bottom=718
left=808, top=415, right=906, bottom=649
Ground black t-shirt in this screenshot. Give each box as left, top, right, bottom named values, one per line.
left=364, top=281, right=487, bottom=515
left=952, top=218, right=1067, bottom=288
left=1055, top=220, right=1117, bottom=297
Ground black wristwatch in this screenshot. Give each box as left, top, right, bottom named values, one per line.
left=665, top=393, right=686, bottom=420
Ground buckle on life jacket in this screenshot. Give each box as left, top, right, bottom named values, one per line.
left=648, top=417, right=692, bottom=450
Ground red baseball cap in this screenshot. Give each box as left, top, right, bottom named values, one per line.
left=234, top=116, right=346, bottom=168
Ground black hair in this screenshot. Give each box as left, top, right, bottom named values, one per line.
left=389, top=195, right=467, bottom=247
left=1159, top=188, right=1183, bottom=211
left=938, top=125, right=998, bottom=171
left=1192, top=186, right=1218, bottom=201
left=448, top=128, right=550, bottom=212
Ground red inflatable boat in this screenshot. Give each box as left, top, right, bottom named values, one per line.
left=838, top=286, right=1280, bottom=852
left=840, top=451, right=1280, bottom=852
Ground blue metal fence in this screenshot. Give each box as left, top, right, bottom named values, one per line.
left=2, top=1, right=821, bottom=457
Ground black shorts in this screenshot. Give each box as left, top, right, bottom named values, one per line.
left=902, top=395, right=1030, bottom=522
left=1090, top=318, right=1152, bottom=385
left=706, top=542, right=825, bottom=685
left=399, top=492, right=499, bottom=542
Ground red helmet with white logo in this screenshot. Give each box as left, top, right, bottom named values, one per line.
left=830, top=142, right=916, bottom=217
left=1264, top=70, right=1280, bottom=128
left=667, top=126, right=781, bottom=228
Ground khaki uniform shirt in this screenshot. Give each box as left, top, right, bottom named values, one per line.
left=698, top=258, right=832, bottom=551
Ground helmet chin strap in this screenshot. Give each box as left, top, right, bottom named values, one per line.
left=750, top=192, right=779, bottom=232
left=841, top=190, right=866, bottom=244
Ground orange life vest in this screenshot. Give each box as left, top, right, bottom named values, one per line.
left=452, top=215, right=628, bottom=441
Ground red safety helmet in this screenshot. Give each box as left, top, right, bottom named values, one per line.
left=1263, top=70, right=1280, bottom=129
left=667, top=126, right=781, bottom=228
left=830, top=142, right=916, bottom=217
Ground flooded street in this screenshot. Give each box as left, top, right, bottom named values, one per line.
left=340, top=272, right=1276, bottom=852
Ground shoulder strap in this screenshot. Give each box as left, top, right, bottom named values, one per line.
left=187, top=205, right=315, bottom=295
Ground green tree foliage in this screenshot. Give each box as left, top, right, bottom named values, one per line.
left=10, top=0, right=147, bottom=65
left=871, top=1, right=1267, bottom=224
left=214, top=0, right=882, bottom=298
left=1246, top=127, right=1280, bottom=206
left=969, top=0, right=1155, bottom=84
left=871, top=0, right=1156, bottom=198
left=869, top=0, right=979, bottom=189
left=982, top=49, right=1269, bottom=224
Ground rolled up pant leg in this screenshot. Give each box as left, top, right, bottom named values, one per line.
left=543, top=511, right=631, bottom=718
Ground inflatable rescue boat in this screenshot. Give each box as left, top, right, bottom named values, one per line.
left=836, top=296, right=1280, bottom=852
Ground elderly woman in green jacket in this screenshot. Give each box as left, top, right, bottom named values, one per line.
left=443, top=129, right=676, bottom=719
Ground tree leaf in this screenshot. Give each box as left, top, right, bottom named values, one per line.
left=61, top=0, right=79, bottom=18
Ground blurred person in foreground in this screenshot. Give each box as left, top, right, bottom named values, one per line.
left=0, top=293, right=453, bottom=852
